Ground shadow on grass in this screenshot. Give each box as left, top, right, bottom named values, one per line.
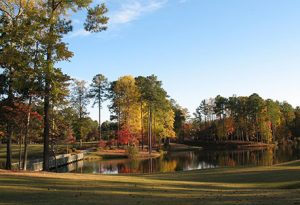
left=1, top=170, right=300, bottom=205
left=143, top=166, right=300, bottom=186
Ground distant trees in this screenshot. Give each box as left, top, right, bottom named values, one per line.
left=101, top=121, right=118, bottom=141
left=192, top=93, right=299, bottom=144
left=293, top=107, right=300, bottom=138
left=172, top=100, right=189, bottom=142
left=71, top=80, right=90, bottom=141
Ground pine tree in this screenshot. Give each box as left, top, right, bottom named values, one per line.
left=89, top=74, right=109, bottom=141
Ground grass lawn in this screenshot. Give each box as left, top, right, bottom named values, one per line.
left=0, top=160, right=299, bottom=205
left=0, top=144, right=45, bottom=164
left=0, top=143, right=99, bottom=165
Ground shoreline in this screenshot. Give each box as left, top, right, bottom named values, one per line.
left=1, top=158, right=300, bottom=175
left=84, top=149, right=161, bottom=161
left=84, top=143, right=203, bottom=161
left=184, top=140, right=276, bottom=150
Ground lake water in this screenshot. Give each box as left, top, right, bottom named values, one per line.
left=56, top=144, right=300, bottom=174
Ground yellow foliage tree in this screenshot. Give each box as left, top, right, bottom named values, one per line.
left=114, top=76, right=141, bottom=136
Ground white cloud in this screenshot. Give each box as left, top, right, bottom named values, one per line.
left=68, top=29, right=91, bottom=38
left=110, top=0, right=168, bottom=25
left=67, top=0, right=168, bottom=38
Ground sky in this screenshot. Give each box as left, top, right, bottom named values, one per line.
left=59, top=0, right=300, bottom=122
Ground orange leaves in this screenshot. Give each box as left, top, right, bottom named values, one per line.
left=0, top=131, right=4, bottom=138
left=0, top=100, right=42, bottom=125
left=225, top=117, right=235, bottom=135
left=117, top=128, right=138, bottom=146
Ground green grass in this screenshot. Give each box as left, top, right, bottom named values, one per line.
left=0, top=161, right=300, bottom=205
left=0, top=143, right=98, bottom=165
left=0, top=144, right=45, bottom=164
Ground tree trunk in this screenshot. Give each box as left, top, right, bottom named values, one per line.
left=153, top=111, right=156, bottom=147
left=272, top=124, right=275, bottom=143
left=6, top=68, right=14, bottom=170
left=78, top=93, right=83, bottom=142
left=140, top=101, right=144, bottom=150
left=43, top=28, right=54, bottom=171
left=117, top=104, right=120, bottom=148
left=98, top=89, right=102, bottom=141
left=18, top=133, right=23, bottom=170
left=148, top=106, right=152, bottom=155
left=43, top=77, right=50, bottom=171
left=43, top=0, right=57, bottom=171
left=6, top=126, right=12, bottom=170
left=23, top=96, right=32, bottom=170
left=222, top=115, right=225, bottom=140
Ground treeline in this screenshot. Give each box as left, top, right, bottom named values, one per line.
left=190, top=93, right=300, bottom=144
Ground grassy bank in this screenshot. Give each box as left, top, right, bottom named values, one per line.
left=0, top=144, right=161, bottom=166
left=167, top=143, right=202, bottom=152
left=84, top=149, right=161, bottom=161
left=0, top=142, right=102, bottom=164
left=0, top=161, right=299, bottom=205
left=184, top=140, right=275, bottom=150
left=0, top=144, right=43, bottom=163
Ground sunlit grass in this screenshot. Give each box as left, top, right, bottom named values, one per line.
left=0, top=160, right=299, bottom=205
left=0, top=144, right=44, bottom=165
left=0, top=143, right=98, bottom=164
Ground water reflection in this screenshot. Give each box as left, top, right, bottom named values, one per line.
left=56, top=145, right=300, bottom=174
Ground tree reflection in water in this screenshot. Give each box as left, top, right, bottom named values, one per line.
left=56, top=144, right=300, bottom=174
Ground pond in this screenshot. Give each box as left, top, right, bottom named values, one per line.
left=56, top=144, right=300, bottom=174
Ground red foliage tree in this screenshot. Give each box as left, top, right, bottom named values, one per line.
left=117, top=128, right=137, bottom=146
left=98, top=140, right=106, bottom=148
left=0, top=100, right=42, bottom=125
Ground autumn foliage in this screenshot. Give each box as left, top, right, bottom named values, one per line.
left=98, top=140, right=106, bottom=148
left=117, top=128, right=138, bottom=146
left=0, top=100, right=42, bottom=126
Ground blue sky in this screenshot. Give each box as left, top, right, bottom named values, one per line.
left=59, top=0, right=300, bottom=121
